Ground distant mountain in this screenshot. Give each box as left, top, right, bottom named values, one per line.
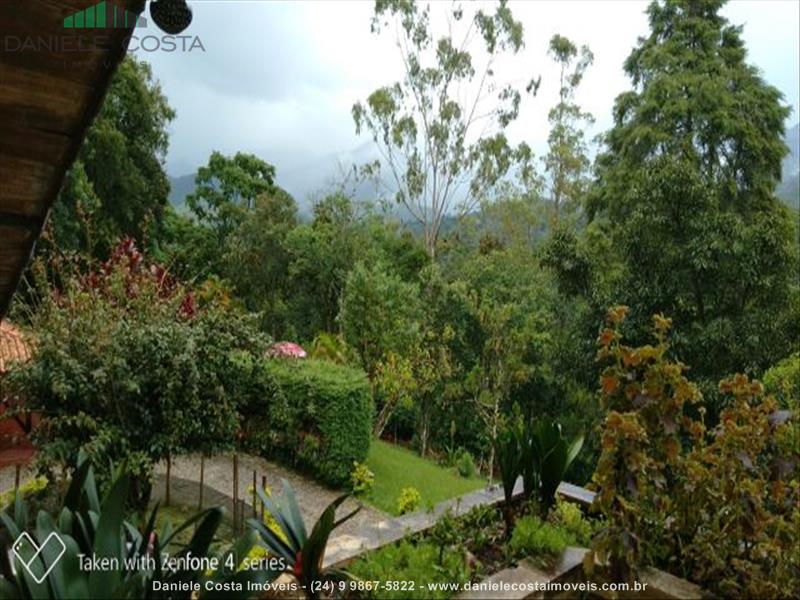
left=168, top=142, right=384, bottom=218
left=778, top=176, right=799, bottom=209
left=777, top=122, right=799, bottom=209
left=167, top=122, right=799, bottom=220
left=782, top=122, right=800, bottom=173
left=273, top=141, right=383, bottom=213
left=168, top=173, right=196, bottom=212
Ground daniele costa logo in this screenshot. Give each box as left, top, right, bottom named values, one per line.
left=1, top=0, right=205, bottom=54
left=63, top=0, right=149, bottom=29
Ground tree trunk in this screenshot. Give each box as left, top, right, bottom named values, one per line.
left=420, top=408, right=430, bottom=457
left=425, top=227, right=436, bottom=261
left=199, top=455, right=205, bottom=509
left=129, top=476, right=153, bottom=511
left=165, top=455, right=171, bottom=507
left=488, top=396, right=500, bottom=485
left=373, top=400, right=395, bottom=438
left=232, top=454, right=239, bottom=531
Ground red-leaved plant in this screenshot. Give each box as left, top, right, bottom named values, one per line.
left=78, top=238, right=197, bottom=319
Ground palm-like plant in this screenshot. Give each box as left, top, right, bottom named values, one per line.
left=249, top=479, right=360, bottom=599
left=533, top=420, right=583, bottom=509
left=0, top=454, right=267, bottom=599
left=496, top=428, right=520, bottom=535
left=517, top=419, right=583, bottom=510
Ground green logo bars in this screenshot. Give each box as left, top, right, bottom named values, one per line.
left=63, top=1, right=147, bottom=29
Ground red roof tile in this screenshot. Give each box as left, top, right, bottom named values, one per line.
left=0, top=321, right=31, bottom=374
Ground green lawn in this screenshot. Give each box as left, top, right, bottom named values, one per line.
left=365, top=440, right=486, bottom=515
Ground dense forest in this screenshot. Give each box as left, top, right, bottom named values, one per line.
left=15, top=0, right=798, bottom=484
left=2, top=1, right=798, bottom=598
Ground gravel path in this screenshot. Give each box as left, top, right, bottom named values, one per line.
left=154, top=453, right=388, bottom=538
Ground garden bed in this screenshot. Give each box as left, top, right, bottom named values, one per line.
left=325, top=482, right=703, bottom=600
left=343, top=495, right=597, bottom=599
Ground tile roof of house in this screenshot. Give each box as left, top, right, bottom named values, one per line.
left=0, top=321, right=31, bottom=374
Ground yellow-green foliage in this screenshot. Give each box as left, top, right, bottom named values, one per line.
left=456, top=451, right=476, bottom=479
left=246, top=484, right=287, bottom=545
left=510, top=515, right=571, bottom=559
left=0, top=477, right=48, bottom=509
left=589, top=307, right=800, bottom=598
left=551, top=500, right=595, bottom=547
left=350, top=461, right=375, bottom=496
left=347, top=540, right=471, bottom=599
left=396, top=487, right=422, bottom=515
left=763, top=353, right=799, bottom=409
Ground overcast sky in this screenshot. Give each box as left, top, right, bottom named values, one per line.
left=139, top=0, right=800, bottom=202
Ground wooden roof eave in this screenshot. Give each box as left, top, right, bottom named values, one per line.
left=0, top=0, right=146, bottom=320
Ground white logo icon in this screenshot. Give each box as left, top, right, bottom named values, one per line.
left=12, top=532, right=67, bottom=584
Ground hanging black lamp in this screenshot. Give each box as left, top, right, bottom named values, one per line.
left=150, top=0, right=193, bottom=34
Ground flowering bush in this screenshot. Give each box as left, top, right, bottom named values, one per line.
left=7, top=240, right=272, bottom=506
left=265, top=341, right=307, bottom=359
left=588, top=307, right=799, bottom=597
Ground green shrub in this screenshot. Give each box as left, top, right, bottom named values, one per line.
left=429, top=508, right=460, bottom=560
left=297, top=433, right=322, bottom=466
left=454, top=504, right=502, bottom=555
left=350, top=461, right=375, bottom=496
left=763, top=353, right=800, bottom=409
left=438, top=445, right=461, bottom=468
left=260, top=359, right=373, bottom=486
left=347, top=540, right=471, bottom=599
left=509, top=515, right=572, bottom=559
left=551, top=500, right=595, bottom=547
left=396, top=486, right=422, bottom=514
left=456, top=451, right=476, bottom=478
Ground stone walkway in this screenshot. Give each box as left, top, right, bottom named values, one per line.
left=323, top=478, right=517, bottom=567
left=323, top=479, right=595, bottom=568
left=153, top=453, right=387, bottom=538
left=150, top=452, right=514, bottom=568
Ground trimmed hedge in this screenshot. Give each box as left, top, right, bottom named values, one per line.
left=247, top=359, right=373, bottom=487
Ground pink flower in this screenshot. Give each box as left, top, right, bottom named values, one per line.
left=266, top=342, right=307, bottom=359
